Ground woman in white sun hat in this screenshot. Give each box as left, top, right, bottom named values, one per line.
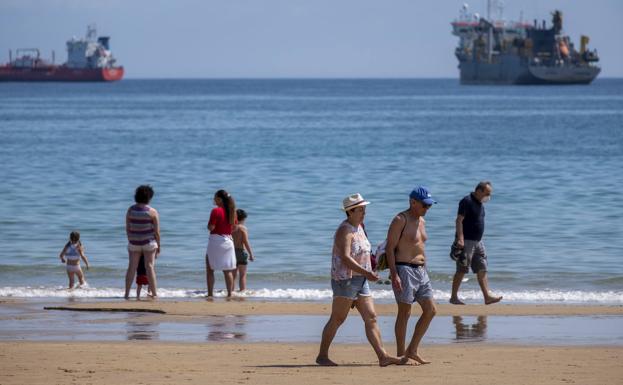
left=316, top=193, right=402, bottom=367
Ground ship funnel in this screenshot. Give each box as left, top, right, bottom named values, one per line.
left=580, top=35, right=590, bottom=54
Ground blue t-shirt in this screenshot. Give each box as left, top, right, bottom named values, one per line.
left=457, top=193, right=485, bottom=241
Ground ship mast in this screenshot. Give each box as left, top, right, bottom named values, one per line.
left=487, top=1, right=492, bottom=63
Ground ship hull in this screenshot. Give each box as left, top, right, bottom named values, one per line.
left=458, top=56, right=600, bottom=85
left=0, top=66, right=124, bottom=82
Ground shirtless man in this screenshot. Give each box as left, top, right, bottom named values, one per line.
left=386, top=186, right=437, bottom=365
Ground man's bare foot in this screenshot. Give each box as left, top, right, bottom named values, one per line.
left=407, top=353, right=431, bottom=365
left=398, top=356, right=420, bottom=366
left=485, top=295, right=502, bottom=305
left=316, top=356, right=338, bottom=366
left=449, top=297, right=465, bottom=305
left=379, top=355, right=402, bottom=367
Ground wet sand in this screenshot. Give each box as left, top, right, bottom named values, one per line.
left=38, top=299, right=623, bottom=317
left=1, top=299, right=622, bottom=384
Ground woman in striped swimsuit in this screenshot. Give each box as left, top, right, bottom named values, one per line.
left=124, top=185, right=160, bottom=299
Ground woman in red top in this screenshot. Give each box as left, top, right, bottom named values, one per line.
left=205, top=189, right=238, bottom=297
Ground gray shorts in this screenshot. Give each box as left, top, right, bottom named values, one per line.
left=331, top=276, right=371, bottom=300
left=456, top=240, right=488, bottom=274
left=393, top=264, right=433, bottom=304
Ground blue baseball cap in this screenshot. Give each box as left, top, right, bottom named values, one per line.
left=409, top=186, right=437, bottom=205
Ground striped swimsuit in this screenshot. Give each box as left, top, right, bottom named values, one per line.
left=127, top=204, right=156, bottom=246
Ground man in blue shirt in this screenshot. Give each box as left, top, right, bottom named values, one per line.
left=449, top=181, right=503, bottom=305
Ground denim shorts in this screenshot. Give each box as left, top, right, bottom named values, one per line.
left=331, top=275, right=371, bottom=300
left=393, top=264, right=433, bottom=304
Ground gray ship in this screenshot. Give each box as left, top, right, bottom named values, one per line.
left=451, top=2, right=600, bottom=85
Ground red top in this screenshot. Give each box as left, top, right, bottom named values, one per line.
left=209, top=207, right=235, bottom=235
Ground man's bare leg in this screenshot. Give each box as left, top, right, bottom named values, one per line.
left=316, top=297, right=352, bottom=366
left=395, top=302, right=411, bottom=356
left=405, top=298, right=437, bottom=364
left=477, top=271, right=502, bottom=304
left=450, top=271, right=466, bottom=305
left=355, top=296, right=402, bottom=367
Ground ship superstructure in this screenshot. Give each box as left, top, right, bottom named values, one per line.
left=0, top=25, right=123, bottom=82
left=451, top=2, right=600, bottom=85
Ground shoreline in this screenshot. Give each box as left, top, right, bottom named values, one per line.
left=18, top=298, right=623, bottom=316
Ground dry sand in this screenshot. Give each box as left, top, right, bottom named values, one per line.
left=1, top=341, right=621, bottom=385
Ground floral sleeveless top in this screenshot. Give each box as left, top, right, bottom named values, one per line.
left=331, top=221, right=372, bottom=281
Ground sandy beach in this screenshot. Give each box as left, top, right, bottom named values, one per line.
left=0, top=341, right=621, bottom=385
left=1, top=299, right=622, bottom=384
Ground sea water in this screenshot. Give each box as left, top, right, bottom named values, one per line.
left=1, top=79, right=622, bottom=303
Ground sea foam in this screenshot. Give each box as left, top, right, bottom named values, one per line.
left=0, top=286, right=621, bottom=304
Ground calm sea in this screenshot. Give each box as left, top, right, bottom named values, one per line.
left=1, top=79, right=622, bottom=303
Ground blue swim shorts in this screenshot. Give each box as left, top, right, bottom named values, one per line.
left=331, top=275, right=371, bottom=300
left=393, top=264, right=434, bottom=304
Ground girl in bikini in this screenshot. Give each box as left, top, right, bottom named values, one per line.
left=59, top=231, right=90, bottom=289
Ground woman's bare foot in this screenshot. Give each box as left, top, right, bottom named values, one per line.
left=407, top=352, right=431, bottom=365
left=379, top=355, right=402, bottom=367
left=485, top=295, right=502, bottom=305
left=316, top=356, right=338, bottom=366
left=449, top=297, right=465, bottom=305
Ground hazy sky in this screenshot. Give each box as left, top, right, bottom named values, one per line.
left=1, top=0, right=621, bottom=78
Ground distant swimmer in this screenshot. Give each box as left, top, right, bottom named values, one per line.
left=316, top=194, right=402, bottom=367
left=232, top=209, right=255, bottom=292
left=124, top=185, right=160, bottom=300
left=449, top=181, right=502, bottom=305
left=58, top=231, right=90, bottom=289
left=386, top=186, right=437, bottom=365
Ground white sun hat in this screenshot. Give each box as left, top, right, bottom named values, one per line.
left=342, top=193, right=371, bottom=211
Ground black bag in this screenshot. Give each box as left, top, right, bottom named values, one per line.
left=450, top=242, right=467, bottom=266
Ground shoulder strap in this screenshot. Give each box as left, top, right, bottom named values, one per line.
left=361, top=222, right=368, bottom=238
left=398, top=212, right=408, bottom=241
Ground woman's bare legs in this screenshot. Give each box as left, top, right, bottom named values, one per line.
left=317, top=296, right=352, bottom=366
left=142, top=249, right=158, bottom=297
left=124, top=250, right=142, bottom=299
left=224, top=270, right=235, bottom=297
left=206, top=257, right=215, bottom=297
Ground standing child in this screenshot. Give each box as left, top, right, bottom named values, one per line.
left=59, top=231, right=90, bottom=289
left=232, top=209, right=255, bottom=291
left=135, top=253, right=151, bottom=298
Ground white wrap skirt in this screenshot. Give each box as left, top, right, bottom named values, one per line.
left=206, top=234, right=236, bottom=271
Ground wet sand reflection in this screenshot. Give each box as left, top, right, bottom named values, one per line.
left=453, top=315, right=487, bottom=342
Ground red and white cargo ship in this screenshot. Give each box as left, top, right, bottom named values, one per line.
left=0, top=25, right=123, bottom=82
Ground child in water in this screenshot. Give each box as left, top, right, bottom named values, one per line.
left=232, top=209, right=255, bottom=291
left=59, top=231, right=90, bottom=289
left=136, top=253, right=152, bottom=298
